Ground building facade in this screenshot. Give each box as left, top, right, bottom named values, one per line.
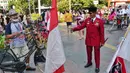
left=108, top=0, right=130, bottom=7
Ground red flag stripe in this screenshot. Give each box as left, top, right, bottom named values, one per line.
left=109, top=57, right=126, bottom=73
left=116, top=57, right=126, bottom=73
left=54, top=65, right=65, bottom=73
left=50, top=0, right=58, bottom=31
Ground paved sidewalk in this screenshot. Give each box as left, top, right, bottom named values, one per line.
left=2, top=23, right=130, bottom=73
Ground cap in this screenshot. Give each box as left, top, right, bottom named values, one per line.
left=8, top=9, right=18, bottom=16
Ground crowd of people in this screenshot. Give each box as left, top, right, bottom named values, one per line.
left=108, top=5, right=130, bottom=29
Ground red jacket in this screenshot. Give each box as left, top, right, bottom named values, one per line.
left=73, top=17, right=105, bottom=46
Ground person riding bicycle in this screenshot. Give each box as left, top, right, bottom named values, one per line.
left=5, top=9, right=36, bottom=71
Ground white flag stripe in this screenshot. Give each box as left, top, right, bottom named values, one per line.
left=106, top=39, right=123, bottom=73
left=45, top=26, right=66, bottom=73
left=106, top=25, right=130, bottom=73
left=118, top=32, right=130, bottom=61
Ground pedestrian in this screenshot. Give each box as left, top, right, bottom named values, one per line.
left=5, top=9, right=36, bottom=71
left=44, top=10, right=50, bottom=26
left=75, top=11, right=85, bottom=40
left=64, top=10, right=73, bottom=34
left=96, top=9, right=102, bottom=19
left=116, top=6, right=122, bottom=29
left=108, top=9, right=116, bottom=21
left=41, top=10, right=45, bottom=22
left=108, top=9, right=116, bottom=24
left=5, top=14, right=10, bottom=24
left=71, top=6, right=105, bottom=73
left=0, top=15, right=5, bottom=29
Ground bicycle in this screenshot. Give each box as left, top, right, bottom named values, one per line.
left=120, top=15, right=129, bottom=30
left=0, top=24, right=47, bottom=73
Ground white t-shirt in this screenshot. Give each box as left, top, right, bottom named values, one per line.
left=96, top=14, right=101, bottom=19
left=127, top=9, right=130, bottom=17
left=122, top=9, right=128, bottom=15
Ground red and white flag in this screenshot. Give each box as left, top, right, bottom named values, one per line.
left=108, top=57, right=126, bottom=73
left=45, top=0, right=66, bottom=73
left=107, top=31, right=130, bottom=73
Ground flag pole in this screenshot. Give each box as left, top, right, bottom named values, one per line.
left=106, top=25, right=130, bottom=73
left=38, top=0, right=41, bottom=14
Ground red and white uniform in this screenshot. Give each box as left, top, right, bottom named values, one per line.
left=72, top=17, right=105, bottom=68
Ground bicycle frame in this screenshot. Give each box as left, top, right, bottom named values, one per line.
left=0, top=22, right=47, bottom=73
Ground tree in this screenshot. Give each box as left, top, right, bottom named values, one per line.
left=56, top=0, right=94, bottom=12
left=8, top=0, right=107, bottom=14
left=71, top=0, right=94, bottom=10
left=97, top=0, right=107, bottom=8
left=42, top=0, right=51, bottom=6
left=58, top=0, right=69, bottom=13
left=8, top=0, right=33, bottom=14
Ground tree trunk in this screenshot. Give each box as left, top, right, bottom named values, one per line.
left=33, top=0, right=36, bottom=13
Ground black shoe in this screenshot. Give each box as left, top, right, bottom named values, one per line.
left=26, top=67, right=36, bottom=71
left=95, top=68, right=100, bottom=73
left=84, top=63, right=92, bottom=68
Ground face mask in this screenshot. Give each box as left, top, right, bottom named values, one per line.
left=11, top=18, right=19, bottom=23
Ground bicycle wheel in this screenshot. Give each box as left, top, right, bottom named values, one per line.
left=0, top=49, right=15, bottom=72
left=0, top=49, right=26, bottom=72
left=0, top=49, right=15, bottom=64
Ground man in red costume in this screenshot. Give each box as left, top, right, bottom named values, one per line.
left=71, top=6, right=105, bottom=73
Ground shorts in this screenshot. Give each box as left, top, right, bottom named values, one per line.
left=9, top=45, right=29, bottom=61
left=66, top=22, right=72, bottom=27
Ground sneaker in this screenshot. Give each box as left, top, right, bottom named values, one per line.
left=26, top=66, right=36, bottom=71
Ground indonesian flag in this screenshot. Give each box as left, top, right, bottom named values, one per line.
left=107, top=30, right=130, bottom=73
left=44, top=0, right=66, bottom=73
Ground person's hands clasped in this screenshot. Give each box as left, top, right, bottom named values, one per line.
left=13, top=32, right=21, bottom=38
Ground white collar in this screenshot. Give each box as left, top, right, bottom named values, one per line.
left=92, top=17, right=96, bottom=22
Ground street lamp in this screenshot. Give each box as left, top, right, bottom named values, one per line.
left=38, top=0, right=41, bottom=14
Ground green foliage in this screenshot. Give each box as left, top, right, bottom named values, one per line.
left=97, top=0, right=107, bottom=8
left=99, top=0, right=107, bottom=6
left=58, top=0, right=107, bottom=12
left=8, top=0, right=33, bottom=14
left=0, top=35, right=5, bottom=49
left=97, top=4, right=105, bottom=9
left=58, top=0, right=69, bottom=13
left=7, top=0, right=107, bottom=15
left=31, top=13, right=41, bottom=21
left=42, top=0, right=51, bottom=6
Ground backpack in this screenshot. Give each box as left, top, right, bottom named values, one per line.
left=5, top=23, right=12, bottom=34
